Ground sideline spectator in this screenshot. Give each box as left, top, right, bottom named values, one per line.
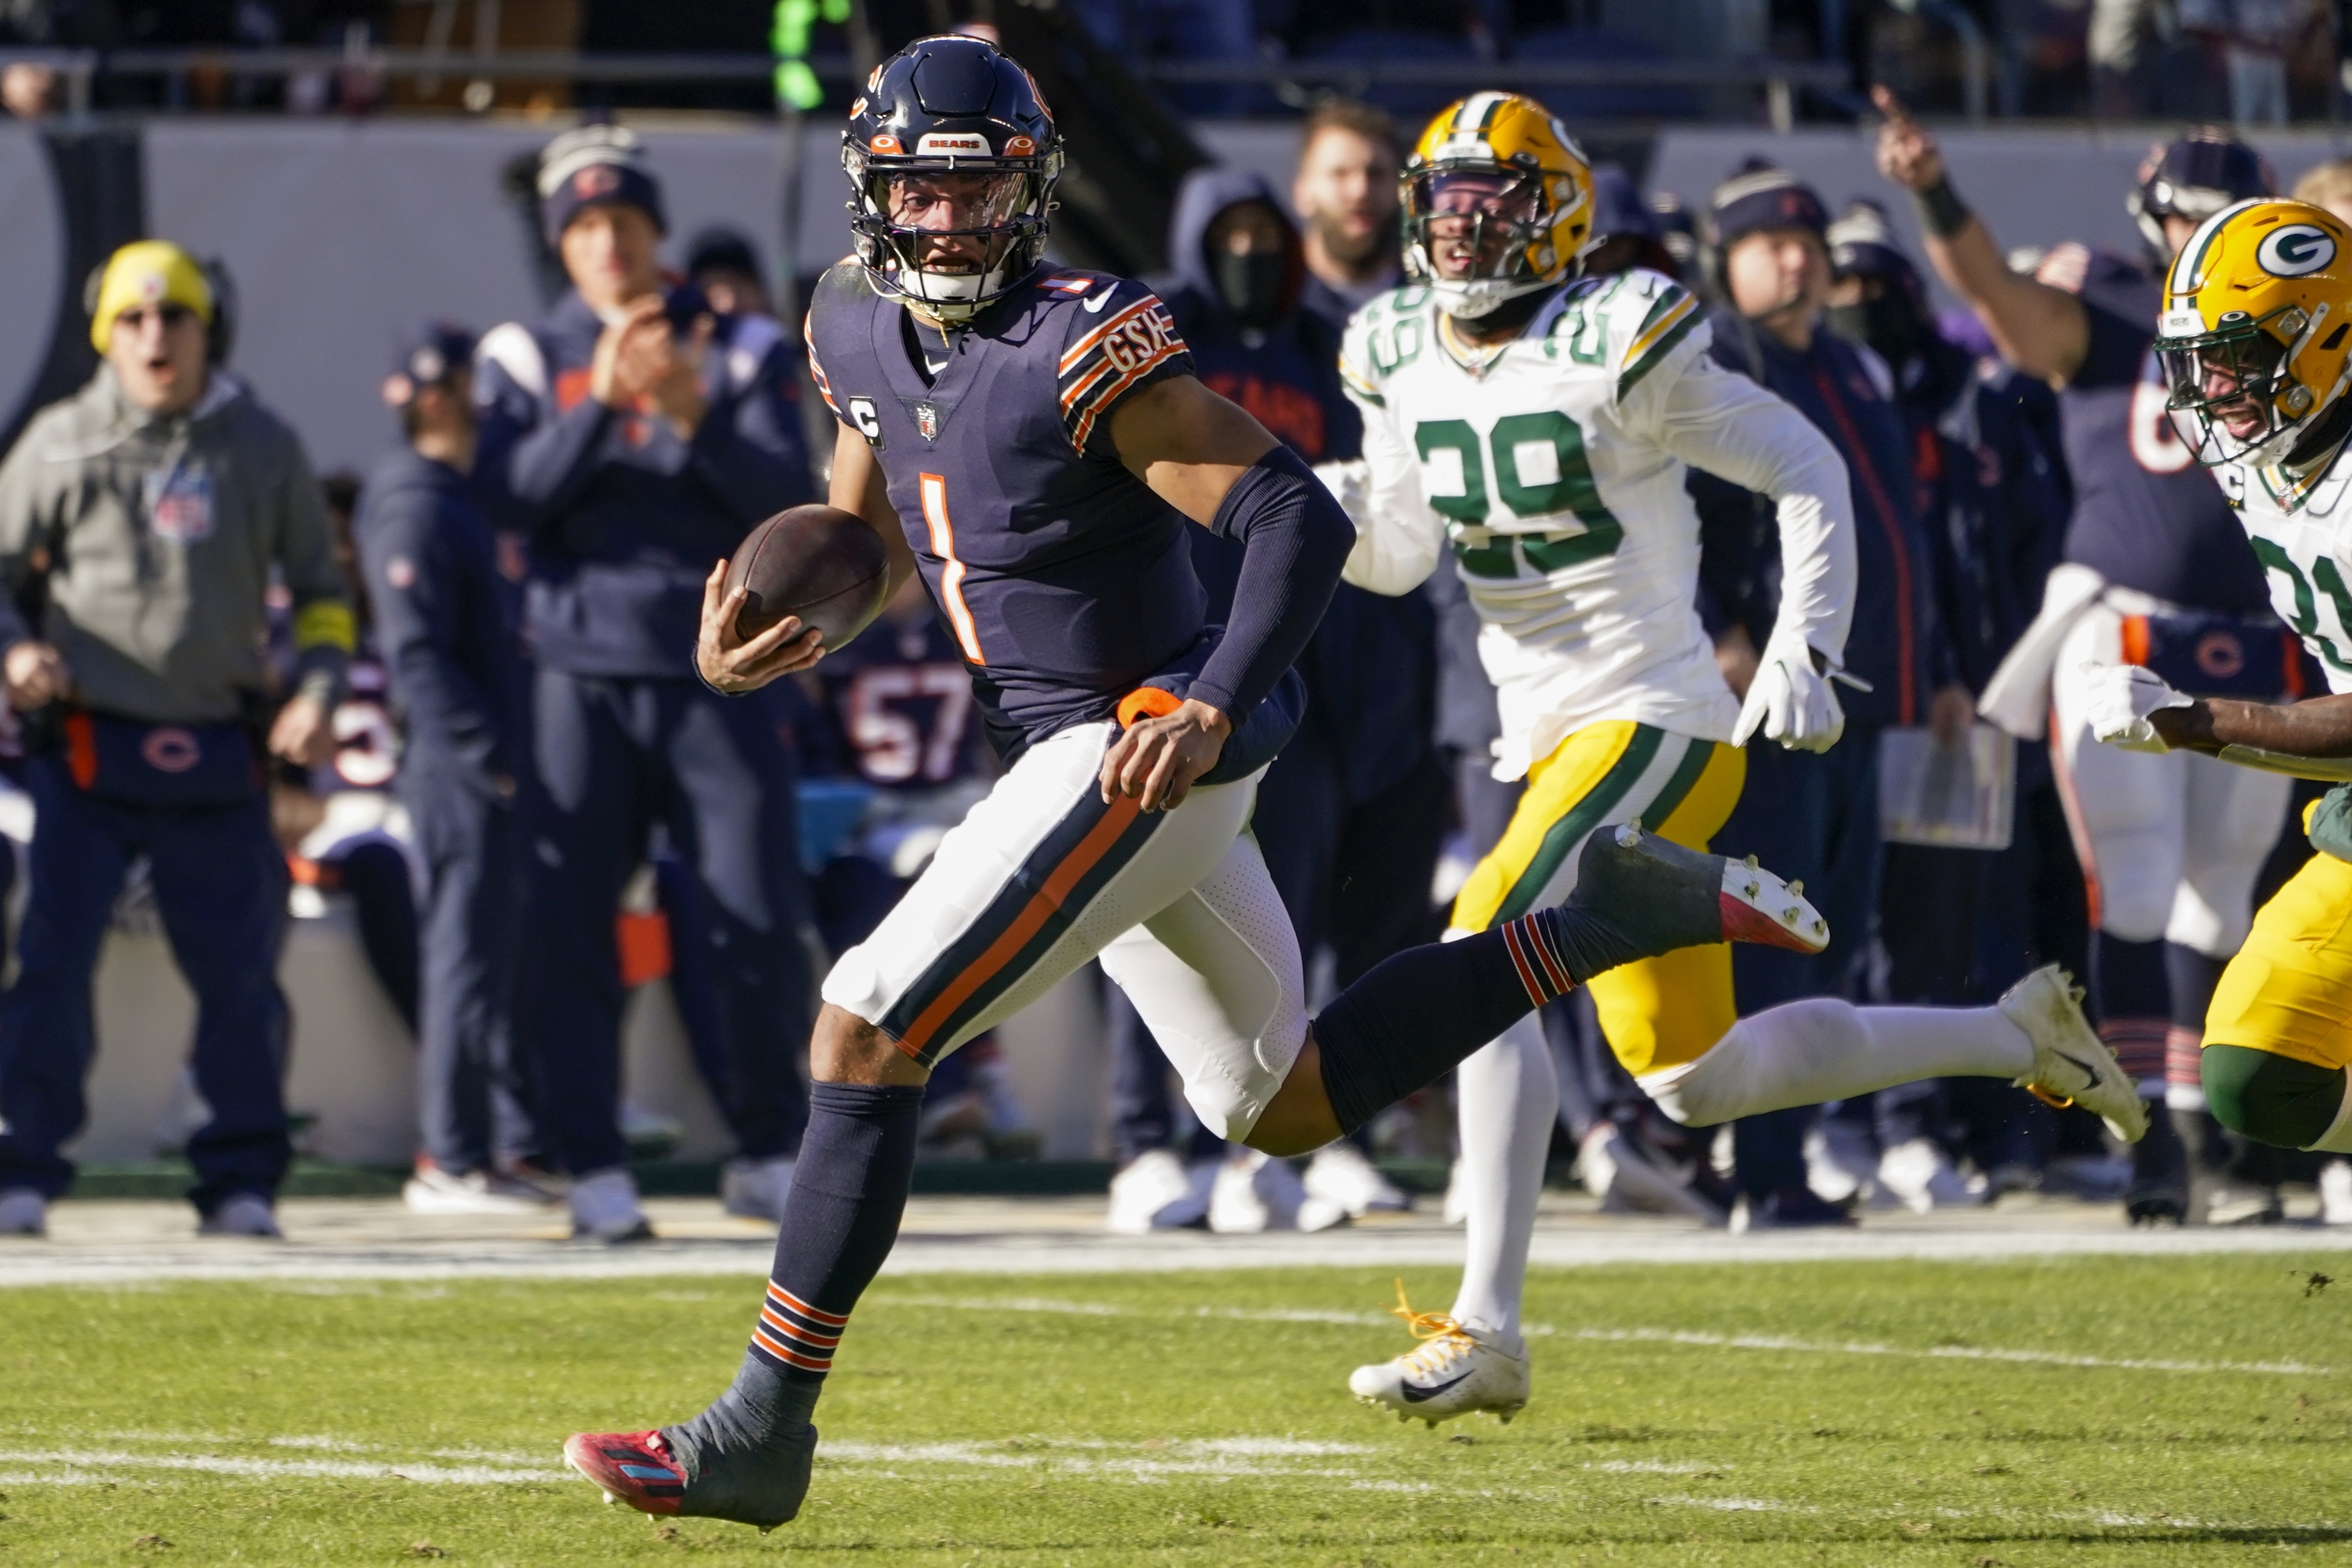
left=1693, top=162, right=1956, bottom=1230
left=0, top=240, right=352, bottom=1239
left=686, top=228, right=773, bottom=319
left=474, top=126, right=819, bottom=1241
left=1292, top=99, right=1405, bottom=327
left=360, top=321, right=551, bottom=1216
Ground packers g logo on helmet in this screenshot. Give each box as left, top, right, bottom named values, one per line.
left=2156, top=198, right=2352, bottom=486
left=1402, top=93, right=1592, bottom=320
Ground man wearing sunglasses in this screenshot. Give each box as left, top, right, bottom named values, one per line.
left=0, top=239, right=354, bottom=1241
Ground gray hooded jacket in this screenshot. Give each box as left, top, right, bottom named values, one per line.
left=0, top=366, right=352, bottom=725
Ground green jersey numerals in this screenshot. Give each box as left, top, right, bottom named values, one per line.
left=2254, top=537, right=2352, bottom=675
left=1413, top=412, right=1623, bottom=577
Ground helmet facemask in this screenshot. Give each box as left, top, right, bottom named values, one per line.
left=1404, top=164, right=1573, bottom=319
left=845, top=149, right=1060, bottom=324
left=2158, top=302, right=2347, bottom=470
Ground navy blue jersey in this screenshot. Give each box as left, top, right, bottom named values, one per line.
left=810, top=610, right=989, bottom=788
left=2035, top=244, right=2267, bottom=614
left=806, top=263, right=1209, bottom=758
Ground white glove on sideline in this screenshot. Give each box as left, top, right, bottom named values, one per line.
left=2080, top=661, right=2193, bottom=752
left=1733, top=634, right=1846, bottom=753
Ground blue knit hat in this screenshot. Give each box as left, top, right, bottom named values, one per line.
left=538, top=125, right=666, bottom=242
left=1708, top=158, right=1827, bottom=252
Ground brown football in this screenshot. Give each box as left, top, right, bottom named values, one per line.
left=720, top=504, right=891, bottom=652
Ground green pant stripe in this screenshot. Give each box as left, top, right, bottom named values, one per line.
left=1493, top=725, right=1666, bottom=926
left=1642, top=735, right=1716, bottom=843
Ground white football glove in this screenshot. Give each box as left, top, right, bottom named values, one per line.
left=2080, top=661, right=2193, bottom=752
left=1733, top=633, right=1847, bottom=753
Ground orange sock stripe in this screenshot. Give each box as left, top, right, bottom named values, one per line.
left=749, top=1324, right=833, bottom=1371
left=766, top=1283, right=849, bottom=1328
left=758, top=1305, right=842, bottom=1350
left=1512, top=914, right=1572, bottom=995
left=1499, top=922, right=1546, bottom=1009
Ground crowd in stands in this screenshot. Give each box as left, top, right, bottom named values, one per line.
left=1, top=93, right=2349, bottom=1244
left=0, top=0, right=2340, bottom=124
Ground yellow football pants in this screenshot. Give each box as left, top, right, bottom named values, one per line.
left=2205, top=815, right=2352, bottom=1075
left=1449, top=720, right=1745, bottom=1077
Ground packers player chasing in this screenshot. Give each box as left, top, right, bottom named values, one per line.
left=1323, top=93, right=2144, bottom=1426
left=2086, top=197, right=2352, bottom=1161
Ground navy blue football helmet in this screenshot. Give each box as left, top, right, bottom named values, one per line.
left=2128, top=128, right=2275, bottom=264
left=843, top=35, right=1063, bottom=322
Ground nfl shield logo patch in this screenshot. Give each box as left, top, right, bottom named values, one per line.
left=914, top=402, right=940, bottom=442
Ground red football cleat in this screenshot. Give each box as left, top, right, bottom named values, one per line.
left=563, top=1429, right=685, bottom=1516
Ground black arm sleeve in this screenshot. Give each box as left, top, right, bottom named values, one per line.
left=1186, top=445, right=1354, bottom=722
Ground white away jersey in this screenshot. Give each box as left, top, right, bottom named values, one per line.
left=1339, top=271, right=1853, bottom=779
left=2218, top=455, right=2352, bottom=695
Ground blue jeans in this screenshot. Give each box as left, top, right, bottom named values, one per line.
left=0, top=755, right=291, bottom=1212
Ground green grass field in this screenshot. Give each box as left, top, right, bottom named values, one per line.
left=4, top=1253, right=2351, bottom=1565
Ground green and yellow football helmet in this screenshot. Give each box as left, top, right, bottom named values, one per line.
left=1402, top=92, right=1593, bottom=320
left=2156, top=197, right=2352, bottom=474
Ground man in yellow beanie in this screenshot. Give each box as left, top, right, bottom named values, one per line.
left=0, top=239, right=354, bottom=1241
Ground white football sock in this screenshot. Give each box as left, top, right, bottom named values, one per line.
left=1639, top=998, right=2033, bottom=1128
left=1449, top=1013, right=1556, bottom=1342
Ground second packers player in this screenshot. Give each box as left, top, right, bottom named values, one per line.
left=1329, top=94, right=2147, bottom=1424
left=2085, top=197, right=2352, bottom=1169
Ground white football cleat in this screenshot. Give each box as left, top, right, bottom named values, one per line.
left=1208, top=1149, right=1306, bottom=1233
left=1348, top=1283, right=1529, bottom=1427
left=1105, top=1148, right=1213, bottom=1234
left=720, top=1156, right=798, bottom=1222
left=2000, top=964, right=2149, bottom=1143
left=1303, top=1141, right=1408, bottom=1217
left=0, top=1187, right=47, bottom=1236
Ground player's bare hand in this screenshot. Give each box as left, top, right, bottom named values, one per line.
left=1714, top=624, right=1759, bottom=701
left=1101, top=699, right=1231, bottom=813
left=269, top=693, right=336, bottom=768
left=696, top=561, right=822, bottom=693
left=3, top=638, right=68, bottom=710
left=1872, top=86, right=1945, bottom=192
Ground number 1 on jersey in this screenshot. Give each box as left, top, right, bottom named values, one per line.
left=918, top=472, right=985, bottom=665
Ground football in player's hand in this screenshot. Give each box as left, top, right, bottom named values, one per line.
left=721, top=504, right=891, bottom=652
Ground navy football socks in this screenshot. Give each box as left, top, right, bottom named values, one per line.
left=1316, top=909, right=1583, bottom=1136
left=663, top=1082, right=923, bottom=1476
left=1315, top=828, right=1742, bottom=1135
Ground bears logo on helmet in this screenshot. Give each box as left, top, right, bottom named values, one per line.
left=841, top=35, right=1062, bottom=324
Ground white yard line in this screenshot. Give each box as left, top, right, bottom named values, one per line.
left=873, top=1292, right=2339, bottom=1377
left=5, top=1214, right=2349, bottom=1285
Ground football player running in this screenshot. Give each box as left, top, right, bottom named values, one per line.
left=1326, top=94, right=2145, bottom=1426
left=2082, top=198, right=2352, bottom=1168
left=561, top=38, right=1837, bottom=1532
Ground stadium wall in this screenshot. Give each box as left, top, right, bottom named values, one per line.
left=4, top=119, right=2351, bottom=472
